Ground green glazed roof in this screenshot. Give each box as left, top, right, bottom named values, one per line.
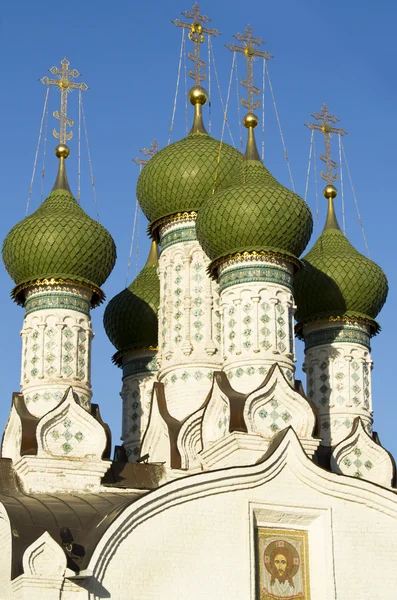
left=103, top=244, right=160, bottom=357
left=294, top=199, right=388, bottom=333
left=136, top=133, right=242, bottom=226
left=196, top=156, right=313, bottom=267
left=2, top=164, right=116, bottom=304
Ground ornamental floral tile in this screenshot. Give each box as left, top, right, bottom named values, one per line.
left=243, top=341, right=252, bottom=349
left=32, top=343, right=40, bottom=352
left=32, top=331, right=39, bottom=340
left=194, top=333, right=203, bottom=342
left=260, top=314, right=270, bottom=323
left=63, top=365, right=73, bottom=376
left=64, top=328, right=73, bottom=339
left=243, top=304, right=252, bottom=313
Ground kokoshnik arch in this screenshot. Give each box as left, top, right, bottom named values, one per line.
left=0, top=5, right=395, bottom=600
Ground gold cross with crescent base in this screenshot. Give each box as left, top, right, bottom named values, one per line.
left=41, top=58, right=88, bottom=145
left=306, top=104, right=347, bottom=184
left=226, top=25, right=273, bottom=113
left=133, top=140, right=159, bottom=168
left=172, top=3, right=220, bottom=86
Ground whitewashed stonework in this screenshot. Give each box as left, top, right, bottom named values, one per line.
left=156, top=216, right=222, bottom=420
left=218, top=255, right=296, bottom=393
left=21, top=284, right=93, bottom=418
left=331, top=417, right=394, bottom=487
left=302, top=321, right=373, bottom=446
left=85, top=430, right=397, bottom=600
left=120, top=350, right=157, bottom=461
left=2, top=387, right=110, bottom=493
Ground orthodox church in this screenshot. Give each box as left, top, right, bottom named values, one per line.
left=0, top=5, right=396, bottom=600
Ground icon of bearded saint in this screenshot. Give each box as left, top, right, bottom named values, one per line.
left=262, top=540, right=303, bottom=599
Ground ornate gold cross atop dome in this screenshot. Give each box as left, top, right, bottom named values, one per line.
left=172, top=3, right=220, bottom=85
left=226, top=25, right=273, bottom=113
left=41, top=58, right=88, bottom=145
left=133, top=140, right=159, bottom=168
left=306, top=104, right=347, bottom=184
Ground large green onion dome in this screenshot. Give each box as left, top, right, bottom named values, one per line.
left=196, top=114, right=313, bottom=274
left=136, top=87, right=242, bottom=236
left=294, top=185, right=388, bottom=336
left=2, top=146, right=116, bottom=306
left=103, top=241, right=160, bottom=364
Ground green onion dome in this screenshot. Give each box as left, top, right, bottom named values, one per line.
left=196, top=117, right=313, bottom=274
left=103, top=241, right=160, bottom=364
left=294, top=185, right=388, bottom=336
left=2, top=147, right=116, bottom=306
left=136, top=86, right=242, bottom=235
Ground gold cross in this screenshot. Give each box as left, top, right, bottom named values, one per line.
left=133, top=140, right=159, bottom=168
left=172, top=3, right=220, bottom=86
left=306, top=104, right=347, bottom=184
left=226, top=25, right=273, bottom=113
left=41, top=58, right=88, bottom=145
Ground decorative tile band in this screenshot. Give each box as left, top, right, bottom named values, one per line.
left=219, top=264, right=293, bottom=293
left=160, top=226, right=197, bottom=251
left=304, top=326, right=371, bottom=351
left=25, top=292, right=91, bottom=316
left=123, top=356, right=158, bottom=378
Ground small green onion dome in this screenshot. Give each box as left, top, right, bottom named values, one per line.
left=2, top=149, right=116, bottom=305
left=294, top=185, right=388, bottom=335
left=103, top=241, right=160, bottom=363
left=196, top=120, right=313, bottom=272
left=136, top=86, right=242, bottom=232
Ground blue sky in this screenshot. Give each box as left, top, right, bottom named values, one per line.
left=0, top=0, right=396, bottom=458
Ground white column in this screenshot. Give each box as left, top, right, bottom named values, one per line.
left=21, top=284, right=93, bottom=418
left=157, top=216, right=222, bottom=421
left=302, top=321, right=373, bottom=446
left=120, top=350, right=157, bottom=461
left=218, top=255, right=295, bottom=394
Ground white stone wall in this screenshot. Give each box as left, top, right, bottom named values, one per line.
left=302, top=322, right=373, bottom=446
left=88, top=432, right=397, bottom=600
left=157, top=218, right=221, bottom=420
left=219, top=257, right=295, bottom=393
left=120, top=351, right=157, bottom=461
left=21, top=284, right=93, bottom=418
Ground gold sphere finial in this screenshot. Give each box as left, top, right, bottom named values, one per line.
left=189, top=86, right=208, bottom=106
left=323, top=184, right=338, bottom=200
left=243, top=112, right=259, bottom=129
left=55, top=144, right=70, bottom=159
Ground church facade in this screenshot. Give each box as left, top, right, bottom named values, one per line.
left=0, top=7, right=396, bottom=600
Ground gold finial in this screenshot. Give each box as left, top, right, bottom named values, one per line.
left=52, top=146, right=71, bottom=193
left=188, top=85, right=208, bottom=133
left=133, top=140, right=159, bottom=168
left=41, top=58, right=88, bottom=146
left=323, top=185, right=341, bottom=231
left=172, top=3, right=220, bottom=87
left=145, top=241, right=159, bottom=267
left=305, top=104, right=347, bottom=186
left=226, top=25, right=273, bottom=116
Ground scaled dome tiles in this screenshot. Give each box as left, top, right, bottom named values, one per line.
left=294, top=204, right=388, bottom=334
left=196, top=158, right=313, bottom=270
left=136, top=133, right=242, bottom=228
left=103, top=254, right=160, bottom=363
left=2, top=187, right=116, bottom=305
